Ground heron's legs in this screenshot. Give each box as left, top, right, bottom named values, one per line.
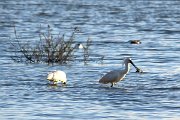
left=111, top=83, right=114, bottom=87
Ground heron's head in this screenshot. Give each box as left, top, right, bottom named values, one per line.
left=123, top=57, right=132, bottom=64
left=124, top=57, right=143, bottom=73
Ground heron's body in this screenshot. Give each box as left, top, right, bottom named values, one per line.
left=47, top=70, right=67, bottom=84
left=99, top=58, right=138, bottom=87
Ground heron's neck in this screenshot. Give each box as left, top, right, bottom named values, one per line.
left=123, top=62, right=131, bottom=74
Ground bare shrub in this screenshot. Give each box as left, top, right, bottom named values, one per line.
left=10, top=25, right=92, bottom=64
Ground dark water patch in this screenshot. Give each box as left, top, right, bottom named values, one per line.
left=152, top=87, right=180, bottom=92
left=93, top=40, right=126, bottom=45
left=157, top=30, right=180, bottom=34
left=0, top=83, right=15, bottom=87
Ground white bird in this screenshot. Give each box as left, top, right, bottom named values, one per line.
left=99, top=57, right=142, bottom=87
left=47, top=70, right=67, bottom=85
left=77, top=43, right=84, bottom=49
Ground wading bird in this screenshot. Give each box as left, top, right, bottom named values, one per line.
left=99, top=57, right=142, bottom=87
left=47, top=70, right=67, bottom=85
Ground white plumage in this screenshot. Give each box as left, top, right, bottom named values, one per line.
left=99, top=57, right=141, bottom=87
left=47, top=70, right=67, bottom=84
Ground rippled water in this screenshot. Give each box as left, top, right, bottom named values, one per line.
left=0, top=0, right=180, bottom=119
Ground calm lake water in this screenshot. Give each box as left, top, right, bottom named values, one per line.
left=0, top=0, right=180, bottom=119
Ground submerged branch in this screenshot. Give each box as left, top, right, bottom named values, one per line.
left=10, top=25, right=103, bottom=64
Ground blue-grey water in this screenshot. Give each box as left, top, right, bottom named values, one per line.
left=0, top=0, right=180, bottom=119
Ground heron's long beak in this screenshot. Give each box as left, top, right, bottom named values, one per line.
left=130, top=60, right=143, bottom=73
left=130, top=60, right=137, bottom=69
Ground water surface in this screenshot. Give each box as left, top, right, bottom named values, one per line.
left=0, top=0, right=180, bottom=119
